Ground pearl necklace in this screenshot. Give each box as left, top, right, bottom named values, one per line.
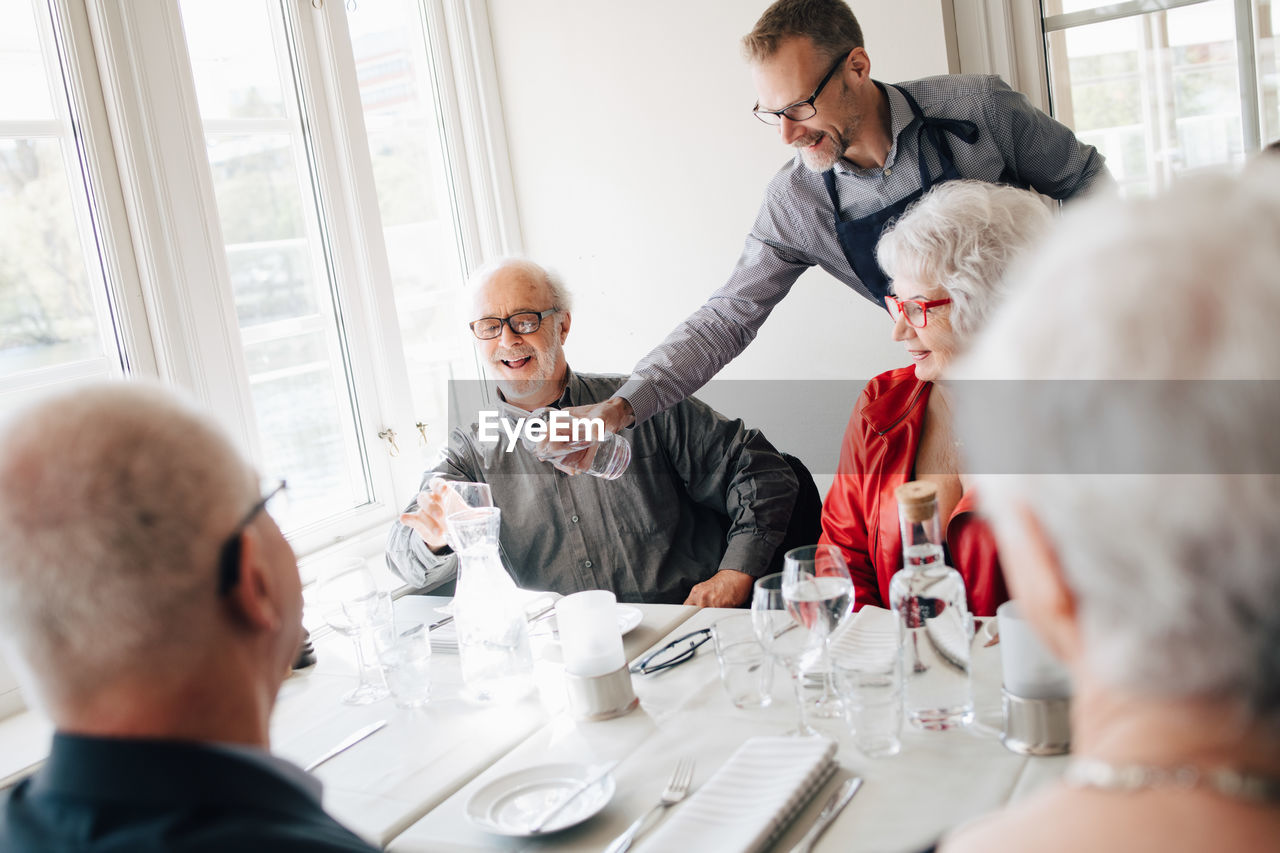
left=1065, top=756, right=1280, bottom=805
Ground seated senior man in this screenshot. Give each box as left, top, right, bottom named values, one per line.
left=387, top=258, right=800, bottom=607
left=0, top=383, right=375, bottom=852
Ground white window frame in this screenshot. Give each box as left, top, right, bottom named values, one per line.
left=50, top=0, right=520, bottom=569
left=953, top=0, right=1269, bottom=155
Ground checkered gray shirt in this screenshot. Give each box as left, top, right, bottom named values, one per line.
left=615, top=74, right=1111, bottom=423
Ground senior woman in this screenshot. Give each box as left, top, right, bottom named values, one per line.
left=819, top=179, right=1051, bottom=616
left=939, top=169, right=1280, bottom=850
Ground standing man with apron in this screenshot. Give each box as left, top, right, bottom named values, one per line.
left=572, top=0, right=1111, bottom=437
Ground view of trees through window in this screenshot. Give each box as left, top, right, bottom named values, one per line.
left=0, top=1, right=121, bottom=392
left=1044, top=0, right=1276, bottom=196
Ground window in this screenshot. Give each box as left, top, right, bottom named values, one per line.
left=954, top=1, right=1275, bottom=194
left=0, top=0, right=133, bottom=409
left=2, top=0, right=514, bottom=571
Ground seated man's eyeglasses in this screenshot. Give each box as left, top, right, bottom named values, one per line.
left=469, top=309, right=558, bottom=341
left=629, top=628, right=713, bottom=675
left=217, top=480, right=287, bottom=596
left=752, top=51, right=850, bottom=125
left=884, top=295, right=952, bottom=328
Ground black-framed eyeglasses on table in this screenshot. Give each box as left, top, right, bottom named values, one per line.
left=629, top=628, right=713, bottom=675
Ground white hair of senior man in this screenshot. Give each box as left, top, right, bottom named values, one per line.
left=876, top=180, right=1054, bottom=336
left=466, top=257, right=574, bottom=315
left=954, top=164, right=1280, bottom=722
left=0, top=382, right=256, bottom=704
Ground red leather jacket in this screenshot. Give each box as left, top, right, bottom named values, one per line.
left=818, top=367, right=1008, bottom=616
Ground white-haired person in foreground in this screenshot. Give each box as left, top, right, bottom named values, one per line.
left=819, top=179, right=1053, bottom=617
left=940, top=166, right=1280, bottom=851
left=0, top=383, right=375, bottom=852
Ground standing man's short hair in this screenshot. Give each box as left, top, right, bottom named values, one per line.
left=743, top=0, right=864, bottom=63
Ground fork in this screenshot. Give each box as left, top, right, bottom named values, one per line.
left=602, top=757, right=695, bottom=853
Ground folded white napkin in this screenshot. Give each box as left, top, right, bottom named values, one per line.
left=828, top=605, right=900, bottom=671
left=637, top=736, right=837, bottom=853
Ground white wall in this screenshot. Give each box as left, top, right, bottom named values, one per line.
left=486, top=0, right=954, bottom=480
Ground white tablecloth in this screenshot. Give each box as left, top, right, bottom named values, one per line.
left=388, top=607, right=1067, bottom=853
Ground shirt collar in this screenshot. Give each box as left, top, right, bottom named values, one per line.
left=832, top=80, right=910, bottom=176
left=208, top=740, right=324, bottom=802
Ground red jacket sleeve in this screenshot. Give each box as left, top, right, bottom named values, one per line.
left=947, top=498, right=1009, bottom=618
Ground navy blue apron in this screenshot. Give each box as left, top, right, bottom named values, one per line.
left=822, top=84, right=979, bottom=304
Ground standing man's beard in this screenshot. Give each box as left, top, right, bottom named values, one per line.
left=795, top=93, right=862, bottom=172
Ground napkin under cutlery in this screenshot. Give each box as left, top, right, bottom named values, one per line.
left=635, top=736, right=837, bottom=853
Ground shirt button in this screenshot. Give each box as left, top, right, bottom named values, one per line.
left=571, top=515, right=579, bottom=523
left=884, top=167, right=892, bottom=176
left=584, top=560, right=593, bottom=568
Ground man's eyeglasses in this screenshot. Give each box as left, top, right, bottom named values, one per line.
left=217, top=480, right=287, bottom=596
left=469, top=309, right=558, bottom=341
left=752, top=51, right=849, bottom=125
left=629, top=628, right=712, bottom=675
left=885, top=295, right=952, bottom=328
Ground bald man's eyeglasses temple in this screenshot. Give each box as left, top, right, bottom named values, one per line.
left=217, top=480, right=287, bottom=596
left=469, top=309, right=558, bottom=341
left=752, top=52, right=848, bottom=125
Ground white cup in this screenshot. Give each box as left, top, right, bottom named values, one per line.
left=996, top=601, right=1071, bottom=700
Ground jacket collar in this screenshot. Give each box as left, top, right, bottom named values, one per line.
left=862, top=367, right=931, bottom=436
left=32, top=732, right=324, bottom=819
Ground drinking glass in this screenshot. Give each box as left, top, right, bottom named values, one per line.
left=712, top=613, right=773, bottom=709
left=426, top=478, right=493, bottom=548
left=833, top=656, right=903, bottom=757
left=317, top=558, right=393, bottom=705
left=782, top=545, right=854, bottom=719
left=752, top=572, right=818, bottom=736
left=375, top=621, right=433, bottom=709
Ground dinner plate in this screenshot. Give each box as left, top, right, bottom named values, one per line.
left=465, top=762, right=615, bottom=836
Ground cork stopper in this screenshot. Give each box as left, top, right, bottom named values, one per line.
left=895, top=481, right=938, bottom=524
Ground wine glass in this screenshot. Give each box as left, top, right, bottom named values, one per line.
left=782, top=545, right=854, bottom=719
left=317, top=558, right=393, bottom=705
left=751, top=572, right=818, bottom=737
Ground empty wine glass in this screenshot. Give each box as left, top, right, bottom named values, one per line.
left=782, top=545, right=854, bottom=719
left=751, top=572, right=818, bottom=737
left=317, top=558, right=393, bottom=705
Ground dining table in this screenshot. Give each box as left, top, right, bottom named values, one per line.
left=267, top=595, right=1067, bottom=853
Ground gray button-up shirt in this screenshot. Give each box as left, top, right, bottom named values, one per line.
left=385, top=370, right=798, bottom=604
left=616, top=74, right=1111, bottom=423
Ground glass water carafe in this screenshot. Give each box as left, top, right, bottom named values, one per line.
left=446, top=507, right=534, bottom=702
left=888, top=481, right=974, bottom=730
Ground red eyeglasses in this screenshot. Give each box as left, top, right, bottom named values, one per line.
left=884, top=295, right=952, bottom=328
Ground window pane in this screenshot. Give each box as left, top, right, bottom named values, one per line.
left=1260, top=0, right=1279, bottom=145
left=0, top=1, right=54, bottom=119
left=180, top=0, right=371, bottom=533
left=0, top=1, right=120, bottom=387
left=346, top=0, right=470, bottom=449
left=1046, top=0, right=1244, bottom=195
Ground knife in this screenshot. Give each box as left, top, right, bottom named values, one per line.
left=789, top=776, right=863, bottom=853
left=304, top=720, right=388, bottom=773
left=528, top=761, right=619, bottom=834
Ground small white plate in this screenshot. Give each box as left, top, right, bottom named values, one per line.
left=616, top=605, right=643, bottom=635
left=465, top=762, right=615, bottom=836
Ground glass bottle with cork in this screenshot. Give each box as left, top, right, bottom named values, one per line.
left=888, top=480, right=975, bottom=730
